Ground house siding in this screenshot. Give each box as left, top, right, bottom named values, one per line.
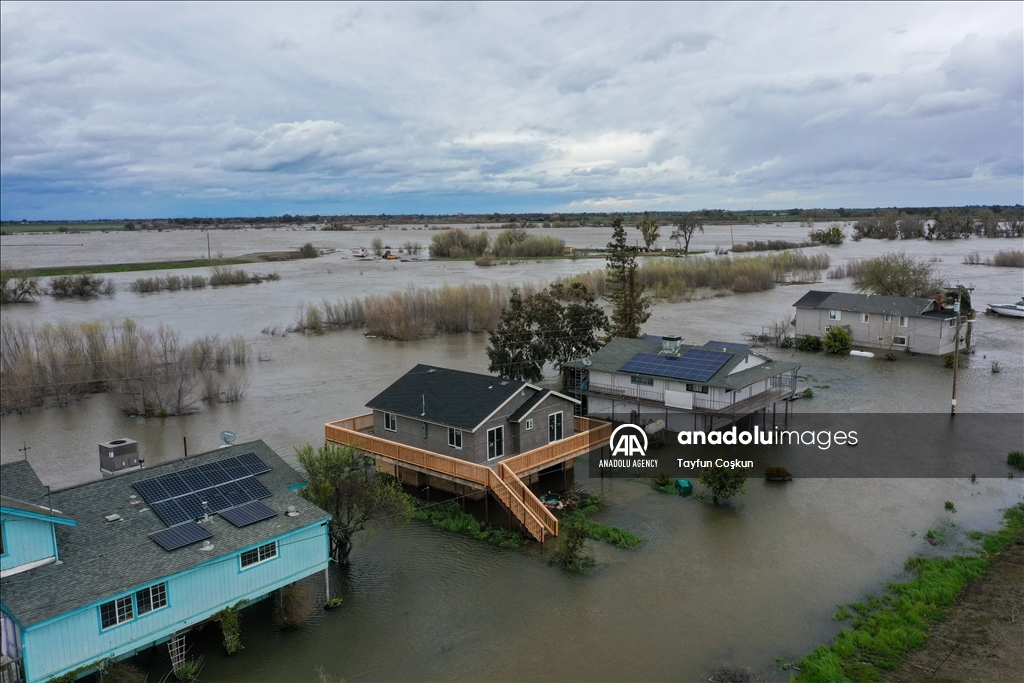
left=20, top=522, right=329, bottom=683
left=0, top=516, right=56, bottom=573
left=372, top=391, right=577, bottom=465
left=794, top=308, right=956, bottom=355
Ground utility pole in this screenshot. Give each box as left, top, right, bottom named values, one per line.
left=19, top=440, right=31, bottom=460
left=951, top=291, right=961, bottom=416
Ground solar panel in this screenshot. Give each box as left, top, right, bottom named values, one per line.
left=619, top=349, right=733, bottom=383
left=149, top=521, right=212, bottom=551
left=236, top=452, right=271, bottom=476
left=220, top=501, right=277, bottom=528
left=197, top=461, right=231, bottom=485
left=237, top=477, right=271, bottom=500
left=220, top=458, right=249, bottom=481
left=151, top=499, right=190, bottom=527
left=705, top=341, right=751, bottom=350
left=219, top=481, right=250, bottom=507
left=134, top=478, right=169, bottom=503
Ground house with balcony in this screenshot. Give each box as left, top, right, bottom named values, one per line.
left=792, top=291, right=962, bottom=355
left=562, top=335, right=801, bottom=432
left=325, top=365, right=612, bottom=543
left=0, top=441, right=330, bottom=683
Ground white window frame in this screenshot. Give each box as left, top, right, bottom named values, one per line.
left=828, top=309, right=841, bottom=321
left=899, top=316, right=908, bottom=327
left=883, top=313, right=892, bottom=323
left=860, top=313, right=870, bottom=324
left=548, top=411, right=563, bottom=442
left=525, top=419, right=533, bottom=431
left=892, top=335, right=908, bottom=346
left=100, top=595, right=134, bottom=630
left=948, top=318, right=955, bottom=328
left=447, top=427, right=462, bottom=450
left=384, top=412, right=397, bottom=432
left=240, top=541, right=278, bottom=569
left=487, top=426, right=504, bottom=460
left=629, top=374, right=653, bottom=386
left=135, top=582, right=168, bottom=616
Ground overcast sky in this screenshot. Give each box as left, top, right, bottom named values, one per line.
left=1, top=2, right=1021, bottom=219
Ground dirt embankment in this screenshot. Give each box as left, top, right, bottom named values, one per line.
left=887, top=537, right=1024, bottom=683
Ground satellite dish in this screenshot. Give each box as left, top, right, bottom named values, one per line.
left=220, top=430, right=236, bottom=445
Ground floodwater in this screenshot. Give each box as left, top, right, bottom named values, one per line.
left=2, top=224, right=1022, bottom=681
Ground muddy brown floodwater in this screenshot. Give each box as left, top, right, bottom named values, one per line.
left=2, top=224, right=1022, bottom=681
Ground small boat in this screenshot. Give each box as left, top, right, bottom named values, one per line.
left=986, top=298, right=1024, bottom=318
left=351, top=248, right=367, bottom=257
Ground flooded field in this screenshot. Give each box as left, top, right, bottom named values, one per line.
left=1, top=223, right=1022, bottom=681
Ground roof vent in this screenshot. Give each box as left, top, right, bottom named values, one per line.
left=104, top=513, right=123, bottom=523
left=500, top=380, right=509, bottom=386
left=199, top=540, right=215, bottom=552
left=428, top=368, right=436, bottom=373
left=660, top=335, right=682, bottom=355
left=287, top=505, right=299, bottom=517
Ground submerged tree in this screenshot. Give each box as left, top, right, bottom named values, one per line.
left=699, top=465, right=748, bottom=504
left=637, top=212, right=660, bottom=250
left=605, top=217, right=650, bottom=339
left=295, top=443, right=413, bottom=565
left=487, top=284, right=606, bottom=381
left=855, top=252, right=944, bottom=299
left=670, top=213, right=704, bottom=255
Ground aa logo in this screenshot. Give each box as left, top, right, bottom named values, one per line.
left=610, top=424, right=648, bottom=457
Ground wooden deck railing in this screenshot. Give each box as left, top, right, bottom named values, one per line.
left=325, top=413, right=611, bottom=542
left=326, top=418, right=490, bottom=486
left=498, top=462, right=558, bottom=537
left=501, top=416, right=612, bottom=476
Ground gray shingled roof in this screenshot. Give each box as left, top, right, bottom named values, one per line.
left=1, top=496, right=76, bottom=524
left=565, top=337, right=800, bottom=389
left=508, top=390, right=549, bottom=422
left=366, top=364, right=526, bottom=431
left=793, top=290, right=941, bottom=317
left=0, top=441, right=329, bottom=627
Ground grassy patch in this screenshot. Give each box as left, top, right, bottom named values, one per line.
left=15, top=258, right=250, bottom=278
left=413, top=501, right=524, bottom=549
left=564, top=508, right=643, bottom=549
left=795, top=503, right=1024, bottom=682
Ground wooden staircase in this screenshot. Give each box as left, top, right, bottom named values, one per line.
left=325, top=414, right=610, bottom=542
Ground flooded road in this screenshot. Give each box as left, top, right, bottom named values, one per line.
left=2, top=224, right=1022, bottom=681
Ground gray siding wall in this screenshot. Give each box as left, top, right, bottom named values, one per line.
left=371, top=391, right=576, bottom=465
left=794, top=308, right=955, bottom=355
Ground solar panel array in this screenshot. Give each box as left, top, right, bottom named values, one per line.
left=148, top=521, right=212, bottom=551
left=619, top=348, right=734, bottom=383
left=220, top=501, right=277, bottom=528
left=134, top=453, right=272, bottom=527
left=705, top=340, right=752, bottom=351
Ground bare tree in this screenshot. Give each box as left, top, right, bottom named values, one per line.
left=670, top=214, right=704, bottom=255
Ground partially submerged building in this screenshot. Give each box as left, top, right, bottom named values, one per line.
left=326, top=365, right=612, bottom=543
left=563, top=335, right=801, bottom=431
left=0, top=441, right=330, bottom=683
left=792, top=291, right=963, bottom=355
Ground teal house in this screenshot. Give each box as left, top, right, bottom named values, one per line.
left=0, top=441, right=331, bottom=682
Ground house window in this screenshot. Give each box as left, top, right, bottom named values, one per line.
left=892, top=336, right=908, bottom=346
left=487, top=426, right=504, bottom=460
left=630, top=375, right=653, bottom=386
left=384, top=412, right=397, bottom=432
left=448, top=427, right=462, bottom=449
left=828, top=309, right=841, bottom=321
left=525, top=419, right=533, bottom=431
left=899, top=316, right=908, bottom=327
left=685, top=383, right=709, bottom=394
left=136, top=583, right=168, bottom=615
left=883, top=313, right=892, bottom=323
left=100, top=595, right=134, bottom=629
left=860, top=313, right=870, bottom=324
left=548, top=412, right=563, bottom=442
left=240, top=541, right=278, bottom=569
left=948, top=318, right=955, bottom=327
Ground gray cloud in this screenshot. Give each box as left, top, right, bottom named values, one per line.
left=1, top=2, right=1020, bottom=219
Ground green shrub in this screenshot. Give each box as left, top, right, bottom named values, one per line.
left=795, top=334, right=823, bottom=352
left=942, top=352, right=965, bottom=368
left=823, top=325, right=852, bottom=353
left=299, top=242, right=318, bottom=258
left=1008, top=451, right=1024, bottom=471
left=429, top=228, right=489, bottom=258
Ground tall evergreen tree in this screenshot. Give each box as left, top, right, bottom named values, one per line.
left=486, top=288, right=545, bottom=382
left=604, top=217, right=650, bottom=339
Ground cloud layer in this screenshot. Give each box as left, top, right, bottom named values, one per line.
left=1, top=2, right=1021, bottom=218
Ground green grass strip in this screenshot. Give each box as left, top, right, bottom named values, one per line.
left=9, top=258, right=251, bottom=278
left=564, top=508, right=643, bottom=549
left=413, top=501, right=524, bottom=549
left=795, top=503, right=1024, bottom=683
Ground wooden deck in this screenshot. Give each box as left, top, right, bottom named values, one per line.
left=324, top=414, right=611, bottom=542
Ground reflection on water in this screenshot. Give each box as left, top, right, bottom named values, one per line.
left=1, top=225, right=1022, bottom=681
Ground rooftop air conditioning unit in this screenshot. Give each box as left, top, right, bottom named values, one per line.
left=99, top=438, right=140, bottom=475
left=660, top=335, right=683, bottom=355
